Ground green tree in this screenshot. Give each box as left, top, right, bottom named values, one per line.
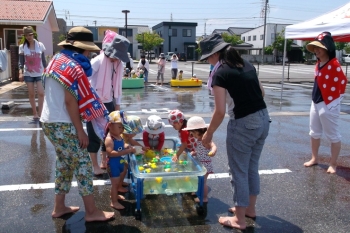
left=344, top=43, right=350, bottom=54
left=264, top=45, right=274, bottom=55
left=335, top=42, right=347, bottom=56
left=58, top=34, right=66, bottom=42
left=272, top=29, right=293, bottom=53
left=136, top=32, right=163, bottom=61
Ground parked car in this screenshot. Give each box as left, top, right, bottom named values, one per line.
left=165, top=52, right=174, bottom=61
left=342, top=54, right=350, bottom=63
left=179, top=52, right=187, bottom=61
left=144, top=51, right=156, bottom=60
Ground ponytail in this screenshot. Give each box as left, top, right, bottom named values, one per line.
left=218, top=46, right=244, bottom=68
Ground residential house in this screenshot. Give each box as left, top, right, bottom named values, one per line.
left=0, top=0, right=59, bottom=55
left=52, top=18, right=67, bottom=54
left=240, top=23, right=303, bottom=62
left=152, top=22, right=198, bottom=60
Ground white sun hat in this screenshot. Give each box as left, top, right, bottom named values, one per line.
left=182, top=116, right=208, bottom=131
left=144, top=115, right=165, bottom=134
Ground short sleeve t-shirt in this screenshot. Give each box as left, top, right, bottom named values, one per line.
left=19, top=42, right=46, bottom=77
left=178, top=125, right=196, bottom=151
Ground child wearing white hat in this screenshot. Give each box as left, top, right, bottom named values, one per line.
left=183, top=116, right=217, bottom=203
left=142, top=115, right=165, bottom=151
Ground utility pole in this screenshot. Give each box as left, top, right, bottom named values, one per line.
left=170, top=13, right=173, bottom=22
left=261, top=0, right=269, bottom=65
left=93, top=20, right=97, bottom=27
left=204, top=21, right=206, bottom=37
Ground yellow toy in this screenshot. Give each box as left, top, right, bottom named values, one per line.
left=155, top=177, right=163, bottom=183
left=138, top=166, right=144, bottom=171
left=145, top=168, right=151, bottom=173
left=145, top=149, right=156, bottom=159
left=184, top=176, right=190, bottom=181
left=165, top=168, right=171, bottom=172
left=162, top=148, right=174, bottom=155
left=150, top=163, right=157, bottom=169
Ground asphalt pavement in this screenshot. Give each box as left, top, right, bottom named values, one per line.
left=1, top=63, right=350, bottom=233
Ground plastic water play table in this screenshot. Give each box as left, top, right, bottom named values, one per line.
left=128, top=137, right=207, bottom=220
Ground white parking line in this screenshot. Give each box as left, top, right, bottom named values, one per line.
left=0, top=169, right=292, bottom=192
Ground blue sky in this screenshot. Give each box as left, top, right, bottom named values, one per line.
left=52, top=0, right=350, bottom=36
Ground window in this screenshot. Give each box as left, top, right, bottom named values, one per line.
left=253, top=35, right=256, bottom=41
left=4, top=29, right=23, bottom=50
left=260, top=34, right=264, bottom=40
left=248, top=36, right=251, bottom=41
left=242, top=36, right=245, bottom=41
left=171, top=29, right=177, bottom=37
left=182, top=29, right=192, bottom=37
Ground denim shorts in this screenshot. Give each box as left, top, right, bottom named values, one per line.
left=24, top=76, right=42, bottom=83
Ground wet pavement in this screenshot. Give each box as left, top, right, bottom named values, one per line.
left=1, top=70, right=350, bottom=232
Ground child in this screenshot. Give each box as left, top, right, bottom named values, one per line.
left=131, top=70, right=137, bottom=78
left=178, top=70, right=183, bottom=80
left=183, top=116, right=217, bottom=203
left=117, top=115, right=147, bottom=190
left=138, top=68, right=144, bottom=79
left=156, top=53, right=166, bottom=85
left=104, top=111, right=136, bottom=210
left=143, top=115, right=165, bottom=151
left=168, top=109, right=196, bottom=161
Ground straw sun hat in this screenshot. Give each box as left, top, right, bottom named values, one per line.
left=58, top=26, right=100, bottom=51
left=182, top=116, right=208, bottom=131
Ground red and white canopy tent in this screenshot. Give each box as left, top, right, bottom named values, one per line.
left=280, top=2, right=350, bottom=102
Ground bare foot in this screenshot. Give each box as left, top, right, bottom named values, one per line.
left=85, top=210, right=114, bottom=222
left=93, top=166, right=105, bottom=175
left=194, top=197, right=208, bottom=203
left=118, top=187, right=128, bottom=193
left=52, top=206, right=80, bottom=218
left=327, top=165, right=337, bottom=174
left=219, top=216, right=246, bottom=230
left=304, top=159, right=318, bottom=167
left=109, top=194, right=125, bottom=200
left=110, top=202, right=125, bottom=210
left=228, top=207, right=256, bottom=219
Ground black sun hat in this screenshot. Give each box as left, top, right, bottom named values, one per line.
left=199, top=33, right=230, bottom=61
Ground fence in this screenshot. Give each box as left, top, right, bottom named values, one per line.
left=0, top=50, right=11, bottom=82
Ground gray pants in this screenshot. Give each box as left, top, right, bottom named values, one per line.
left=226, top=108, right=270, bottom=207
left=171, top=68, right=178, bottom=79
left=157, top=71, right=164, bottom=83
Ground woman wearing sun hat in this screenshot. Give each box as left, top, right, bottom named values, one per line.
left=40, top=26, right=114, bottom=222
left=200, top=33, right=269, bottom=230
left=304, top=32, right=347, bottom=174
left=143, top=115, right=165, bottom=151
left=18, top=26, right=46, bottom=120
left=87, top=30, right=131, bottom=175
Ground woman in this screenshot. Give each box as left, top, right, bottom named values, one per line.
left=40, top=27, right=114, bottom=221
left=87, top=30, right=130, bottom=175
left=18, top=26, right=46, bottom=120
left=137, top=54, right=150, bottom=83
left=304, top=32, right=347, bottom=173
left=200, top=33, right=270, bottom=230
left=170, top=54, right=178, bottom=80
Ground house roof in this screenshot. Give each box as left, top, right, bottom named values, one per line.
left=228, top=27, right=254, bottom=35
left=0, top=0, right=52, bottom=21
left=212, top=29, right=230, bottom=35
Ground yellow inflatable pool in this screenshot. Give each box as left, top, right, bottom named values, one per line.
left=170, top=79, right=202, bottom=87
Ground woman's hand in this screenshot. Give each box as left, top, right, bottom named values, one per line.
left=19, top=73, right=24, bottom=82
left=77, top=130, right=89, bottom=149
left=202, top=131, right=212, bottom=148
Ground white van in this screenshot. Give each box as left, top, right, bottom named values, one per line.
left=342, top=54, right=350, bottom=63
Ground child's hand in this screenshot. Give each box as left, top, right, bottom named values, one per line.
left=190, top=151, right=197, bottom=157
left=208, top=150, right=216, bottom=157
left=143, top=146, right=150, bottom=151
left=129, top=146, right=136, bottom=154
left=172, top=155, right=178, bottom=162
